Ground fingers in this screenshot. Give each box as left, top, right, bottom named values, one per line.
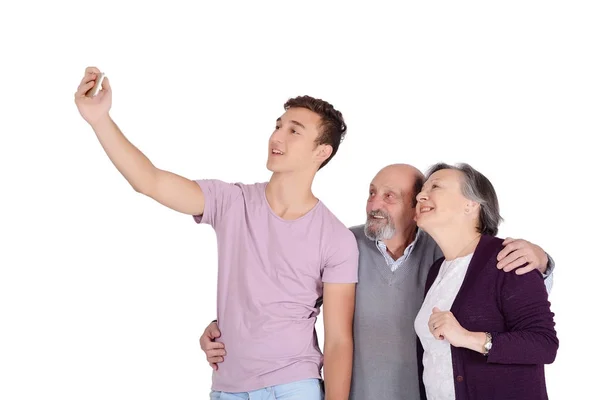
left=199, top=322, right=223, bottom=358
left=206, top=347, right=226, bottom=357
left=428, top=308, right=455, bottom=339
left=497, top=248, right=530, bottom=271
left=429, top=309, right=445, bottom=321
left=79, top=70, right=97, bottom=88
left=85, top=66, right=101, bottom=75
left=75, top=80, right=96, bottom=97
left=76, top=67, right=105, bottom=97
left=207, top=350, right=226, bottom=362
left=429, top=320, right=445, bottom=340
left=207, top=325, right=221, bottom=340
left=206, top=346, right=226, bottom=367
left=200, top=337, right=225, bottom=351
left=101, top=76, right=111, bottom=93
left=96, top=77, right=111, bottom=100
left=428, top=307, right=443, bottom=329
left=515, top=264, right=536, bottom=275
left=428, top=314, right=443, bottom=335
left=203, top=341, right=225, bottom=351
left=502, top=237, right=515, bottom=245
left=199, top=335, right=226, bottom=367
left=497, top=238, right=525, bottom=262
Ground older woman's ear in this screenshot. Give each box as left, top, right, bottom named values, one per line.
left=464, top=201, right=479, bottom=215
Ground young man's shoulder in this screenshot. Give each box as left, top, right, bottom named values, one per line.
left=236, top=181, right=268, bottom=197
left=318, top=203, right=351, bottom=231
left=204, top=179, right=267, bottom=190
left=316, top=205, right=360, bottom=283
left=195, top=179, right=267, bottom=197
left=315, top=204, right=357, bottom=245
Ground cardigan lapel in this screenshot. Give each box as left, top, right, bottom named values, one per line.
left=424, top=257, right=444, bottom=294
left=449, top=235, right=499, bottom=315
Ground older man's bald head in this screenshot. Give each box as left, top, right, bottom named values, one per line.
left=375, top=163, right=422, bottom=177
left=372, top=164, right=425, bottom=206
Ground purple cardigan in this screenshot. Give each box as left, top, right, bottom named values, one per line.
left=417, top=235, right=559, bottom=400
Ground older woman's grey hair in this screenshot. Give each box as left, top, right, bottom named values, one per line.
left=425, top=162, right=503, bottom=236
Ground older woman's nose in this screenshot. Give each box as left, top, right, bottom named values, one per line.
left=416, top=191, right=428, bottom=202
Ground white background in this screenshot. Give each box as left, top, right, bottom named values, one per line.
left=1, top=1, right=598, bottom=399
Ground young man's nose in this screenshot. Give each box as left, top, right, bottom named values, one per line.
left=270, top=128, right=286, bottom=143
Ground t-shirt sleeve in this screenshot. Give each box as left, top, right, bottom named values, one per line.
left=192, top=179, right=242, bottom=228
left=322, top=227, right=359, bottom=284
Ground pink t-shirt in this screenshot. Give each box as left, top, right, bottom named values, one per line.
left=194, top=180, right=359, bottom=392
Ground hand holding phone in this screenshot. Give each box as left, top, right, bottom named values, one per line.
left=85, top=72, right=105, bottom=97
left=75, top=67, right=112, bottom=125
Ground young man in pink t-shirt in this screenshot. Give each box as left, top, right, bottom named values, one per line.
left=74, top=67, right=359, bottom=400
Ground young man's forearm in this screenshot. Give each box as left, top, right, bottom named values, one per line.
left=323, top=340, right=353, bottom=400
left=89, top=115, right=205, bottom=215
left=90, top=115, right=157, bottom=193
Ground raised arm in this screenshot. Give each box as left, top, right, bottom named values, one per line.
left=74, top=66, right=204, bottom=216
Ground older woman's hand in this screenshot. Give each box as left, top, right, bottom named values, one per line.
left=429, top=307, right=489, bottom=353
left=428, top=307, right=469, bottom=346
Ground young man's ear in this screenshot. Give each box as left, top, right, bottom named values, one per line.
left=315, top=144, right=333, bottom=165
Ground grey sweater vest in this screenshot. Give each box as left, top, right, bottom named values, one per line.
left=348, top=225, right=443, bottom=400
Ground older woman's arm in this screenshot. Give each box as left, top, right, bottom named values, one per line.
left=485, top=269, right=559, bottom=365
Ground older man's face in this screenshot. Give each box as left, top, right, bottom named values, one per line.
left=364, top=166, right=419, bottom=241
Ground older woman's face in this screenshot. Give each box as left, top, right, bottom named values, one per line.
left=415, top=169, right=474, bottom=232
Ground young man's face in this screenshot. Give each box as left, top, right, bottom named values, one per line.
left=266, top=107, right=332, bottom=174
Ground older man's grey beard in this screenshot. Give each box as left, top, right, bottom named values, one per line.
left=364, top=210, right=396, bottom=241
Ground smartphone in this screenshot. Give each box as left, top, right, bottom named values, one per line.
left=86, top=72, right=105, bottom=97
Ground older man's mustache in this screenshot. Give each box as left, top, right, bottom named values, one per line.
left=368, top=210, right=390, bottom=220
left=365, top=209, right=396, bottom=240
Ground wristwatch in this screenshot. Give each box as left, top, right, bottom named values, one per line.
left=483, top=332, right=493, bottom=356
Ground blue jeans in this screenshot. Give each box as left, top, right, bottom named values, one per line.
left=209, top=378, right=323, bottom=400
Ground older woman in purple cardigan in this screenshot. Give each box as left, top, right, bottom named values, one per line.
left=413, top=162, right=558, bottom=400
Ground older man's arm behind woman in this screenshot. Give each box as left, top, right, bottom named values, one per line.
left=486, top=268, right=559, bottom=365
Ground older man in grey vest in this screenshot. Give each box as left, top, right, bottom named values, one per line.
left=199, top=164, right=554, bottom=399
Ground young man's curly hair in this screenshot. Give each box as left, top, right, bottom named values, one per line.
left=284, top=95, right=347, bottom=169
